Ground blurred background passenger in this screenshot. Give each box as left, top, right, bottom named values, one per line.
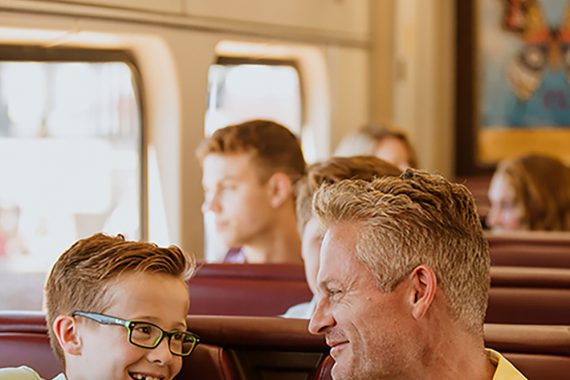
left=197, top=119, right=306, bottom=264
left=487, top=154, right=570, bottom=232
left=283, top=156, right=401, bottom=318
left=334, top=123, right=417, bottom=171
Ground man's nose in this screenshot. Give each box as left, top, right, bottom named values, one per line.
left=308, top=298, right=335, bottom=335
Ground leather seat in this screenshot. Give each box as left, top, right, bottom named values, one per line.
left=487, top=267, right=570, bottom=324
left=187, top=263, right=312, bottom=316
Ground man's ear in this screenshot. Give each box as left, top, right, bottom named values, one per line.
left=52, top=315, right=83, bottom=356
left=266, top=172, right=293, bottom=208
left=407, top=265, right=437, bottom=320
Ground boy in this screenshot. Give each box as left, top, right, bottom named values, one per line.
left=0, top=233, right=198, bottom=380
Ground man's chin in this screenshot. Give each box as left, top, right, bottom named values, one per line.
left=331, top=355, right=354, bottom=380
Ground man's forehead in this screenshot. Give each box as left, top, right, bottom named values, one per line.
left=202, top=153, right=259, bottom=180
left=318, top=223, right=360, bottom=276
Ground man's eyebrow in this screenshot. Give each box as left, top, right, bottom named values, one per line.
left=318, top=279, right=337, bottom=291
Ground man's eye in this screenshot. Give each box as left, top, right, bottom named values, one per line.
left=328, top=289, right=342, bottom=299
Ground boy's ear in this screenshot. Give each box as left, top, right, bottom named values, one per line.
left=52, top=315, right=83, bottom=356
left=267, top=172, right=293, bottom=208
left=407, top=265, right=437, bottom=320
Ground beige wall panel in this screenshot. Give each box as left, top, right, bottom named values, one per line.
left=327, top=46, right=370, bottom=154
left=45, top=0, right=184, bottom=14
left=184, top=0, right=369, bottom=40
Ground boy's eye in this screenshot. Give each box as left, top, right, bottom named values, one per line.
left=171, top=332, right=184, bottom=341
left=134, top=324, right=154, bottom=335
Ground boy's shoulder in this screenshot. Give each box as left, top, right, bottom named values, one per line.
left=0, top=366, right=65, bottom=380
left=0, top=366, right=42, bottom=380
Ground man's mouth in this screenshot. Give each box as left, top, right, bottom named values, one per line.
left=328, top=340, right=349, bottom=358
left=129, top=372, right=165, bottom=380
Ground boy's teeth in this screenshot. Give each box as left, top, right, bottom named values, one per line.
left=132, top=374, right=161, bottom=380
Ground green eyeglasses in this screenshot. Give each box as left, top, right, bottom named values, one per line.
left=72, top=311, right=200, bottom=357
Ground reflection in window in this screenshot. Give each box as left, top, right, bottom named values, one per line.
left=0, top=60, right=141, bottom=308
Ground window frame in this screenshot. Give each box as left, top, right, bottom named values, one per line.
left=0, top=44, right=147, bottom=240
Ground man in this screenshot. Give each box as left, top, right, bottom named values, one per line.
left=197, top=119, right=306, bottom=263
left=283, top=156, right=401, bottom=318
left=308, top=170, right=526, bottom=379
left=0, top=233, right=198, bottom=379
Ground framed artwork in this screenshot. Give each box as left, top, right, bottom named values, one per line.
left=456, top=0, right=570, bottom=175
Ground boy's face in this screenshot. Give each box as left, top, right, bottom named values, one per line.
left=66, top=272, right=189, bottom=380
left=201, top=153, right=276, bottom=248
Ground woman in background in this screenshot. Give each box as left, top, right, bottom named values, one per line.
left=487, top=154, right=570, bottom=231
left=334, top=123, right=417, bottom=171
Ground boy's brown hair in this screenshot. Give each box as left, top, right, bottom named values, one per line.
left=196, top=119, right=306, bottom=182
left=295, top=156, right=401, bottom=234
left=44, top=233, right=196, bottom=366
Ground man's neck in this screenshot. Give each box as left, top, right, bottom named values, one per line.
left=242, top=215, right=302, bottom=264
left=411, top=325, right=495, bottom=380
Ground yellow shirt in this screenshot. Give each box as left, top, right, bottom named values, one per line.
left=486, top=349, right=528, bottom=380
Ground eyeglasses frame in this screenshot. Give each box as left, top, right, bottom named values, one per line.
left=71, top=311, right=200, bottom=357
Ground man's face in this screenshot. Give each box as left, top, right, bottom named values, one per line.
left=301, top=217, right=324, bottom=296
left=69, top=273, right=190, bottom=380
left=308, top=222, right=417, bottom=380
left=202, top=153, right=276, bottom=248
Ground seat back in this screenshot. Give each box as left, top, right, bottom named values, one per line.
left=487, top=267, right=570, bottom=324
left=487, top=232, right=570, bottom=269
left=485, top=324, right=570, bottom=380
left=0, top=333, right=61, bottom=378
left=187, top=263, right=312, bottom=316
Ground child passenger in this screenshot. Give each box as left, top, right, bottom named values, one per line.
left=0, top=233, right=198, bottom=380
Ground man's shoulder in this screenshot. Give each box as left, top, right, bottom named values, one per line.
left=486, top=349, right=528, bottom=380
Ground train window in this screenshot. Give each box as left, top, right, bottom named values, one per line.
left=0, top=48, right=142, bottom=309
left=205, top=58, right=302, bottom=136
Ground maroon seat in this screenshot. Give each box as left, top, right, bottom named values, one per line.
left=487, top=232, right=570, bottom=269
left=485, top=324, right=570, bottom=380
left=187, top=263, right=312, bottom=316
left=0, top=333, right=61, bottom=378
left=487, top=267, right=570, bottom=325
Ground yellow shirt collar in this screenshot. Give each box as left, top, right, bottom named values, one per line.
left=486, top=349, right=528, bottom=380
